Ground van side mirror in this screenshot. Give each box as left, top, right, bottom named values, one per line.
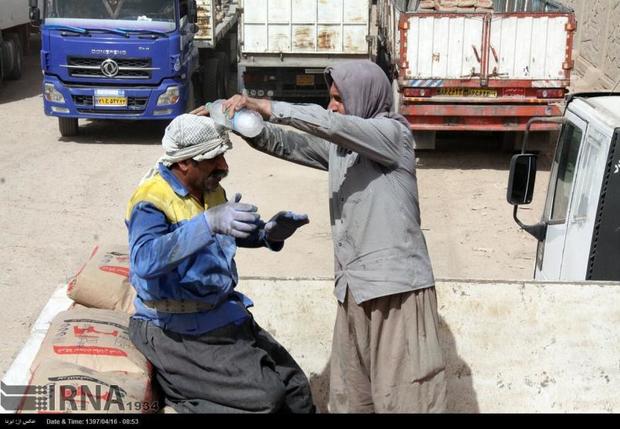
left=507, top=153, right=547, bottom=241
left=507, top=154, right=537, bottom=205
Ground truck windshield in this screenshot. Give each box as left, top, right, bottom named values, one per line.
left=44, top=0, right=176, bottom=28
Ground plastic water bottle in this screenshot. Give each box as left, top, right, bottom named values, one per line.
left=207, top=99, right=264, bottom=138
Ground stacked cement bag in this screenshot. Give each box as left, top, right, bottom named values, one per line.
left=20, top=309, right=157, bottom=414
left=419, top=0, right=494, bottom=12
left=67, top=245, right=136, bottom=315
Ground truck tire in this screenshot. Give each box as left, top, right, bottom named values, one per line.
left=412, top=131, right=437, bottom=150
left=501, top=131, right=522, bottom=152
left=1, top=39, right=13, bottom=80
left=215, top=52, right=229, bottom=98
left=202, top=57, right=221, bottom=103
left=185, top=79, right=197, bottom=112
left=0, top=40, right=4, bottom=81
left=5, top=33, right=23, bottom=80
left=59, top=117, right=79, bottom=137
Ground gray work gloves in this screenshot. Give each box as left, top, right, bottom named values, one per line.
left=204, top=193, right=260, bottom=239
left=265, top=211, right=310, bottom=242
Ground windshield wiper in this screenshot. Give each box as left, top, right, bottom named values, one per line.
left=44, top=25, right=130, bottom=37
left=44, top=24, right=90, bottom=35
left=85, top=27, right=130, bottom=37
left=116, top=28, right=169, bottom=38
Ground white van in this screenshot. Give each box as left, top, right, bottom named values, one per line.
left=508, top=93, right=620, bottom=281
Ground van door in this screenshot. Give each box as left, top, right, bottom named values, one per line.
left=588, top=128, right=620, bottom=280
left=560, top=126, right=609, bottom=279
left=534, top=112, right=586, bottom=280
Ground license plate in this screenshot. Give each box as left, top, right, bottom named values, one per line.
left=94, top=89, right=127, bottom=107
left=438, top=88, right=497, bottom=98
left=296, top=74, right=315, bottom=86
left=95, top=96, right=127, bottom=106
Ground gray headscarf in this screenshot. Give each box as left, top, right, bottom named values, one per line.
left=324, top=60, right=410, bottom=130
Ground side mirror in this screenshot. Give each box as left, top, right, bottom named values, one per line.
left=507, top=153, right=547, bottom=241
left=29, top=7, right=41, bottom=26
left=507, top=153, right=537, bottom=205
left=188, top=0, right=198, bottom=24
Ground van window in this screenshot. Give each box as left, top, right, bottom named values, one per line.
left=550, top=122, right=583, bottom=222
left=572, top=128, right=606, bottom=221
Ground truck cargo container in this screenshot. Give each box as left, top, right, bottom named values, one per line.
left=378, top=0, right=576, bottom=148
left=238, top=0, right=375, bottom=103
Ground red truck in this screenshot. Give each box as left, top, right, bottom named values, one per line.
left=377, top=0, right=576, bottom=148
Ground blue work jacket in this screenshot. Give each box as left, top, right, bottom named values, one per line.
left=125, top=164, right=278, bottom=334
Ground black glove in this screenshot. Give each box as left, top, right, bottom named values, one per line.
left=264, top=211, right=310, bottom=242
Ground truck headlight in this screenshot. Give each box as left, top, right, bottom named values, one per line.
left=44, top=83, right=65, bottom=103
left=157, top=86, right=180, bottom=105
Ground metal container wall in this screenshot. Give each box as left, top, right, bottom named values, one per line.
left=489, top=15, right=570, bottom=80
left=195, top=0, right=239, bottom=44
left=241, top=0, right=371, bottom=54
left=405, top=15, right=485, bottom=80
left=0, top=0, right=31, bottom=30
left=403, top=12, right=572, bottom=82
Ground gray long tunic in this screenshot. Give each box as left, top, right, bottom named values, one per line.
left=249, top=101, right=435, bottom=304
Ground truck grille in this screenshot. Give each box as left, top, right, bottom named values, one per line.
left=65, top=57, right=155, bottom=79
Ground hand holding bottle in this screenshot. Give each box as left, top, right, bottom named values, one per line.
left=207, top=98, right=265, bottom=138
left=223, top=95, right=273, bottom=123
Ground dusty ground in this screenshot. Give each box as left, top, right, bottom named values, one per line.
left=0, top=39, right=553, bottom=378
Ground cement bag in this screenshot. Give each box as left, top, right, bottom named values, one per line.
left=67, top=245, right=136, bottom=314
left=419, top=0, right=436, bottom=9
left=31, top=309, right=150, bottom=376
left=436, top=0, right=458, bottom=11
left=19, top=361, right=158, bottom=414
left=475, top=0, right=493, bottom=8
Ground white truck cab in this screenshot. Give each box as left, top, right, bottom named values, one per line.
left=508, top=93, right=620, bottom=281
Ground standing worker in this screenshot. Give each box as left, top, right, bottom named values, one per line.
left=219, top=60, right=447, bottom=413
left=125, top=114, right=315, bottom=413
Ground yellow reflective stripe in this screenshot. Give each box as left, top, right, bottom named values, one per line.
left=126, top=175, right=227, bottom=224
left=204, top=187, right=227, bottom=210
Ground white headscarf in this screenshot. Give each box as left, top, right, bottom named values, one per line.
left=140, top=114, right=232, bottom=184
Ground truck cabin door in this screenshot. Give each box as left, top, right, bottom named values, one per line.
left=535, top=112, right=586, bottom=280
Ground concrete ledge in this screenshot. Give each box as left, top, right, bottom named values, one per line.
left=237, top=278, right=620, bottom=413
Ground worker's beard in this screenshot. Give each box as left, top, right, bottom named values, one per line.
left=204, top=169, right=228, bottom=192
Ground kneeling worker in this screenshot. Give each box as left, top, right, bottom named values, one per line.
left=125, top=114, right=314, bottom=413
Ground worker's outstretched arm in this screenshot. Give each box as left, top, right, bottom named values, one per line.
left=223, top=95, right=404, bottom=168
left=267, top=101, right=404, bottom=167
left=128, top=195, right=259, bottom=278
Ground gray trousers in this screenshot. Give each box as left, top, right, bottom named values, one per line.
left=128, top=316, right=315, bottom=414
left=329, top=287, right=447, bottom=413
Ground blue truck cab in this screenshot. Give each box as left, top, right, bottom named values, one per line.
left=29, top=0, right=200, bottom=136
